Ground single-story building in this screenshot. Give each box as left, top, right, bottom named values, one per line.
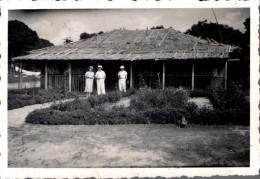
left=11, top=28, right=242, bottom=92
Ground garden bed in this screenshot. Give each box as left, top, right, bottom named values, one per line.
left=8, top=88, right=80, bottom=110
left=25, top=86, right=250, bottom=126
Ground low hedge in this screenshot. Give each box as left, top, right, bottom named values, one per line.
left=186, top=106, right=249, bottom=125
left=26, top=106, right=185, bottom=125
left=8, top=88, right=79, bottom=110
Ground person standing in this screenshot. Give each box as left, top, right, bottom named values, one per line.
left=118, top=65, right=127, bottom=92
left=84, top=66, right=94, bottom=97
left=95, top=65, right=106, bottom=95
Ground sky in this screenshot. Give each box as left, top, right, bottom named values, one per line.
left=9, top=9, right=250, bottom=46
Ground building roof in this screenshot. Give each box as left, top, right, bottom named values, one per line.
left=12, top=28, right=238, bottom=61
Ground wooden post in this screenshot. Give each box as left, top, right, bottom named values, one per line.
left=191, top=62, right=195, bottom=90
left=162, top=61, right=165, bottom=89
left=68, top=62, right=72, bottom=92
left=130, top=61, right=133, bottom=88
left=19, top=63, right=22, bottom=89
left=45, top=62, right=48, bottom=89
left=224, top=60, right=228, bottom=90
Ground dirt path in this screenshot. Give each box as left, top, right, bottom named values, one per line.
left=8, top=97, right=87, bottom=128
left=8, top=124, right=249, bottom=167
left=188, top=97, right=213, bottom=108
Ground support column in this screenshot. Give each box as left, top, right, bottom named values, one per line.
left=19, top=63, right=23, bottom=89
left=45, top=62, right=48, bottom=89
left=191, top=62, right=195, bottom=90
left=162, top=61, right=165, bottom=89
left=224, top=60, right=228, bottom=90
left=130, top=61, right=133, bottom=88
left=68, top=62, right=72, bottom=92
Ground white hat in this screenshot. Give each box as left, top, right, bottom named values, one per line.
left=120, top=65, right=125, bottom=69
left=97, top=65, right=103, bottom=69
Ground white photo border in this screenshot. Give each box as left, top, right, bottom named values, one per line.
left=0, top=0, right=259, bottom=178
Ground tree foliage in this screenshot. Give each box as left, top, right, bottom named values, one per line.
left=80, top=32, right=96, bottom=40
left=151, top=25, right=164, bottom=29
left=63, top=38, right=73, bottom=44
left=8, top=20, right=54, bottom=60
left=185, top=20, right=246, bottom=47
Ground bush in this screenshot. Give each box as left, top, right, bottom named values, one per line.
left=51, top=98, right=91, bottom=111
left=8, top=88, right=79, bottom=110
left=186, top=107, right=249, bottom=125
left=209, top=82, right=247, bottom=110
left=121, top=88, right=137, bottom=97
left=143, top=107, right=186, bottom=124
left=130, top=87, right=188, bottom=110
left=25, top=88, right=189, bottom=125
left=87, top=94, right=108, bottom=107
left=106, top=90, right=122, bottom=103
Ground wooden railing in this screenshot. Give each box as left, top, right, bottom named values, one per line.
left=71, top=75, right=85, bottom=92
left=48, top=75, right=65, bottom=89
left=46, top=74, right=225, bottom=91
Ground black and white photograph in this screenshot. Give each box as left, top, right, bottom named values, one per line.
left=1, top=0, right=259, bottom=177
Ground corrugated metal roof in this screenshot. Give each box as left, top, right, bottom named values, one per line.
left=12, top=28, right=237, bottom=61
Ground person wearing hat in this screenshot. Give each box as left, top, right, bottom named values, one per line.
left=95, top=65, right=106, bottom=95
left=84, top=66, right=94, bottom=97
left=118, top=65, right=127, bottom=92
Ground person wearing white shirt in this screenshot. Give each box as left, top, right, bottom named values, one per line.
left=84, top=66, right=94, bottom=97
left=95, top=65, right=106, bottom=95
left=118, top=65, right=127, bottom=92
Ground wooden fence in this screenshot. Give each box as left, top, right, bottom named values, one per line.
left=45, top=74, right=224, bottom=92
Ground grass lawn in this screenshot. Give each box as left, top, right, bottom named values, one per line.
left=8, top=124, right=249, bottom=167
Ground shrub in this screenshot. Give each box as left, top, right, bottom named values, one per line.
left=130, top=87, right=189, bottom=110
left=50, top=98, right=91, bottom=111
left=209, top=82, right=247, bottom=110
left=8, top=88, right=79, bottom=110
left=185, top=101, right=199, bottom=119
left=106, top=90, right=122, bottom=103
left=121, top=88, right=137, bottom=97
left=87, top=94, right=108, bottom=107
left=143, top=107, right=186, bottom=124
left=186, top=106, right=249, bottom=125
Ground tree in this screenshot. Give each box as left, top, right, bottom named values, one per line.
left=151, top=25, right=164, bottom=29
left=185, top=20, right=245, bottom=48
left=243, top=18, right=250, bottom=59
left=80, top=32, right=97, bottom=40
left=8, top=20, right=54, bottom=60
left=63, top=38, right=73, bottom=44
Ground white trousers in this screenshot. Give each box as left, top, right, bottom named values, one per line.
left=96, top=79, right=106, bottom=95
left=119, top=79, right=126, bottom=92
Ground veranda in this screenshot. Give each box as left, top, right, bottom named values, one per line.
left=14, top=58, right=239, bottom=92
